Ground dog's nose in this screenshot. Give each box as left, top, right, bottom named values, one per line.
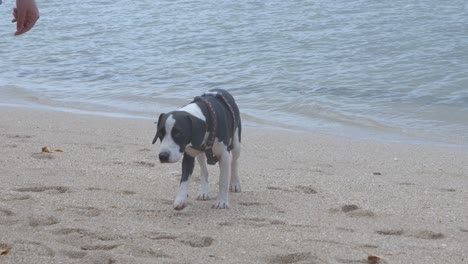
left=159, top=152, right=170, bottom=163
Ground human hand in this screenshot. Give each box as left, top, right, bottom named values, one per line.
left=12, top=0, right=40, bottom=36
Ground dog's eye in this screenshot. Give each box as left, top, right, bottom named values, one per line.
left=172, top=129, right=183, bottom=139
left=158, top=129, right=165, bottom=138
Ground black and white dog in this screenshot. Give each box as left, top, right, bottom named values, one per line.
left=152, top=89, right=241, bottom=210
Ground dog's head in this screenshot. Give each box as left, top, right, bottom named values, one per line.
left=152, top=111, right=206, bottom=163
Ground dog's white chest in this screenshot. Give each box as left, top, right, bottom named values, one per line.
left=185, top=146, right=203, bottom=157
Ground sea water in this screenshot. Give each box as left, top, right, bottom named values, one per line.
left=1, top=0, right=467, bottom=147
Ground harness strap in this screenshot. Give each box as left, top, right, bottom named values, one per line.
left=192, top=96, right=218, bottom=165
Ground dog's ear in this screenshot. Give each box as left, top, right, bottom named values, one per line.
left=152, top=113, right=165, bottom=144
left=189, top=115, right=206, bottom=147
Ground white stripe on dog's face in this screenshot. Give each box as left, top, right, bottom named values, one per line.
left=159, top=115, right=184, bottom=163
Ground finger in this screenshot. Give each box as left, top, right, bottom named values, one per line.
left=16, top=16, right=38, bottom=35
left=14, top=11, right=28, bottom=36
left=11, top=8, right=18, bottom=23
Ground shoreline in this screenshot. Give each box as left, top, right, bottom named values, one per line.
left=1, top=91, right=466, bottom=150
left=0, top=105, right=467, bottom=263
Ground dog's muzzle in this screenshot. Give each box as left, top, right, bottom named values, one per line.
left=159, top=152, right=170, bottom=163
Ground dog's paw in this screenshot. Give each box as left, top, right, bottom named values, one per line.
left=173, top=196, right=188, bottom=211
left=230, top=183, right=241, bottom=193
left=196, top=193, right=211, bottom=201
left=174, top=201, right=187, bottom=211
left=212, top=199, right=229, bottom=209
left=174, top=202, right=187, bottom=211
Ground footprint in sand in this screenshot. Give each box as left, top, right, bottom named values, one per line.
left=4, top=134, right=33, bottom=142
left=84, top=187, right=136, bottom=196
left=271, top=219, right=287, bottom=225
left=266, top=185, right=318, bottom=194
left=240, top=217, right=269, bottom=227
left=375, top=229, right=405, bottom=236
left=330, top=204, right=376, bottom=218
left=114, top=245, right=170, bottom=259
left=360, top=244, right=379, bottom=249
left=54, top=227, right=127, bottom=242
left=294, top=186, right=318, bottom=194
left=69, top=206, right=103, bottom=217
left=340, top=204, right=359, bottom=212
left=336, top=227, right=355, bottom=233
left=336, top=256, right=388, bottom=264
left=225, top=217, right=287, bottom=228
left=59, top=250, right=88, bottom=259
left=53, top=227, right=89, bottom=236
left=82, top=252, right=115, bottom=264
left=239, top=202, right=265, bottom=206
left=86, top=187, right=104, bottom=191
left=14, top=186, right=69, bottom=194
left=143, top=231, right=178, bottom=240
left=268, top=252, right=319, bottom=264
left=119, top=190, right=136, bottom=195
left=80, top=244, right=121, bottom=251
left=12, top=240, right=55, bottom=257
left=53, top=228, right=122, bottom=262
left=28, top=215, right=59, bottom=227
left=375, top=229, right=445, bottom=240
left=411, top=230, right=445, bottom=240
left=133, top=209, right=162, bottom=217
left=178, top=233, right=214, bottom=248
left=114, top=161, right=156, bottom=167
left=0, top=208, right=18, bottom=225
left=217, top=221, right=235, bottom=226
left=439, top=188, right=457, bottom=192
left=133, top=161, right=156, bottom=167
left=0, top=208, right=15, bottom=217
left=0, top=193, right=31, bottom=201
left=267, top=186, right=284, bottom=191
left=94, top=146, right=107, bottom=150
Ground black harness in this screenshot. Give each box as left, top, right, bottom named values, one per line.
left=190, top=92, right=237, bottom=165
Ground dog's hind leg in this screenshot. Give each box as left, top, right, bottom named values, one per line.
left=196, top=153, right=211, bottom=200
left=174, top=153, right=195, bottom=210
left=212, top=148, right=231, bottom=209
left=230, top=128, right=241, bottom=193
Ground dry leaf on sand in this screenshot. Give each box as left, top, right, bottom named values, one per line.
left=0, top=245, right=12, bottom=255
left=41, top=146, right=53, bottom=153
left=41, top=147, right=64, bottom=153
left=368, top=255, right=383, bottom=264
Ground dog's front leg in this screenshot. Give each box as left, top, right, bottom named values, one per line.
left=174, top=153, right=194, bottom=210
left=196, top=153, right=211, bottom=200
left=212, top=150, right=231, bottom=209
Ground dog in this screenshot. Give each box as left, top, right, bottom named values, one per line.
left=152, top=89, right=241, bottom=210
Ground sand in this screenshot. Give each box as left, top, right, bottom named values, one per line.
left=0, top=106, right=467, bottom=264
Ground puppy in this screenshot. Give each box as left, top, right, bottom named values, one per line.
left=152, top=89, right=241, bottom=210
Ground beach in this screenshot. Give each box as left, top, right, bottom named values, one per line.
left=0, top=106, right=466, bottom=263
